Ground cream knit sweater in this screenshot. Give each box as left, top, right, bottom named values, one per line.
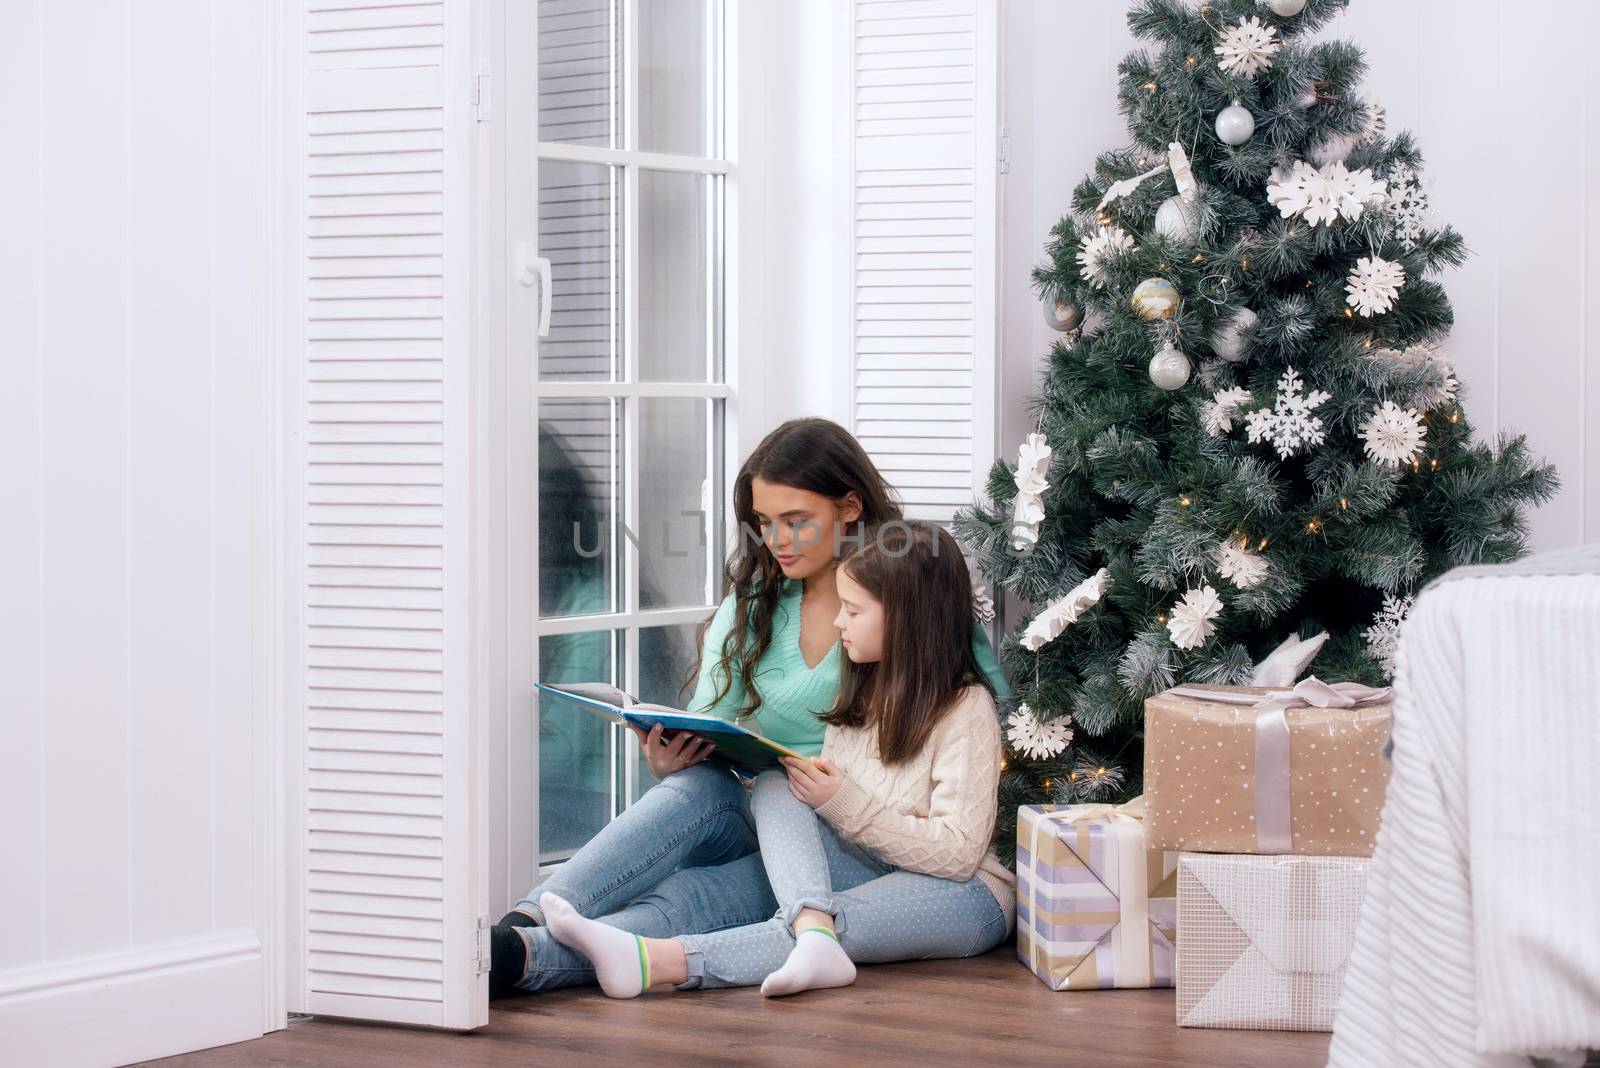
left=812, top=682, right=1017, bottom=936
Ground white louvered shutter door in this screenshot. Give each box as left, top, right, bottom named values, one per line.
left=849, top=0, right=998, bottom=524
left=293, top=0, right=486, bottom=1029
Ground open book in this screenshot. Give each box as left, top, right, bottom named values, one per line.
left=535, top=681, right=820, bottom=774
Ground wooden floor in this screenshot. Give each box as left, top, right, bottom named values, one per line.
left=139, top=947, right=1331, bottom=1068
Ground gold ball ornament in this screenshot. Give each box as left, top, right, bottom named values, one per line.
left=1131, top=277, right=1182, bottom=319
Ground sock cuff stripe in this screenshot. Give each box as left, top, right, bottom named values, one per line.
left=635, top=934, right=650, bottom=990
left=800, top=926, right=839, bottom=942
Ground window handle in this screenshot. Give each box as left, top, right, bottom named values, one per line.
left=515, top=242, right=553, bottom=338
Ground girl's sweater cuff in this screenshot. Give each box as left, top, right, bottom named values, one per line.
left=814, top=775, right=870, bottom=827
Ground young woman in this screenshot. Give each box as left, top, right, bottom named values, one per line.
left=533, top=521, right=1014, bottom=997
left=491, top=418, right=1012, bottom=996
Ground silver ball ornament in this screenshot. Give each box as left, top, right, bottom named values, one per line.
left=1148, top=342, right=1192, bottom=391
left=1267, top=0, right=1307, bottom=14
left=1215, top=101, right=1255, bottom=146
left=1210, top=307, right=1258, bottom=363
left=1042, top=295, right=1082, bottom=333
left=1154, top=195, right=1198, bottom=243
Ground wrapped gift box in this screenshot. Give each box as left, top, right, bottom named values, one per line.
left=1016, top=799, right=1177, bottom=989
left=1176, top=852, right=1369, bottom=1032
left=1143, top=678, right=1392, bottom=856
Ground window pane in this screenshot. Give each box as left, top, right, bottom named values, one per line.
left=638, top=0, right=721, bottom=157
left=538, top=629, right=618, bottom=859
left=638, top=398, right=718, bottom=610
left=539, top=160, right=620, bottom=381
left=538, top=0, right=618, bottom=148
left=539, top=397, right=621, bottom=617
left=638, top=170, right=722, bottom=382
left=633, top=622, right=710, bottom=797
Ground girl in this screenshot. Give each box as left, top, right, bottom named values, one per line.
left=533, top=520, right=1015, bottom=997
left=492, top=419, right=1013, bottom=996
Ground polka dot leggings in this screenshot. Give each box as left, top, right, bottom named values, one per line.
left=675, top=769, right=1006, bottom=990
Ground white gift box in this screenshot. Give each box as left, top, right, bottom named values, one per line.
left=1176, top=852, right=1369, bottom=1032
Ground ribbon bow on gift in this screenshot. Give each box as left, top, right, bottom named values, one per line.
left=1165, top=677, right=1391, bottom=853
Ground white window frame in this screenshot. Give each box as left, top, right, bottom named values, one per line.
left=488, top=0, right=760, bottom=902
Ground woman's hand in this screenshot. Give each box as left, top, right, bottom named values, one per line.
left=631, top=723, right=716, bottom=780
left=781, top=755, right=845, bottom=808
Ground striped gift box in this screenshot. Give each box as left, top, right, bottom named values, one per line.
left=1016, top=799, right=1178, bottom=989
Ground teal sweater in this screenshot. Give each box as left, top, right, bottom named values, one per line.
left=687, top=576, right=1012, bottom=758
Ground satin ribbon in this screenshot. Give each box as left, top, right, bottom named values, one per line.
left=1163, top=678, right=1391, bottom=852
left=1036, top=796, right=1151, bottom=987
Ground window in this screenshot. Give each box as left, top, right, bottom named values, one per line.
left=532, top=0, right=728, bottom=862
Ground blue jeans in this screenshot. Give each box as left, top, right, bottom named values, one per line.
left=675, top=770, right=1007, bottom=989
left=508, top=762, right=779, bottom=993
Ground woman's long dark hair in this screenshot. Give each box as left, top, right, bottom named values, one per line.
left=682, top=418, right=903, bottom=719
left=821, top=521, right=993, bottom=764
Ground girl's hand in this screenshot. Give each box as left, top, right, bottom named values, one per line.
left=631, top=723, right=716, bottom=780
left=781, top=755, right=845, bottom=808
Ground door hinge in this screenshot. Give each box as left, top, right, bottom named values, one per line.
left=997, top=125, right=1010, bottom=175
left=473, top=914, right=491, bottom=975
left=473, top=64, right=492, bottom=123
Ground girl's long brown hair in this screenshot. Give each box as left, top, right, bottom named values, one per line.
left=822, top=521, right=994, bottom=764
left=683, top=418, right=903, bottom=720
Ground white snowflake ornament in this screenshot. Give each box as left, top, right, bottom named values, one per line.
left=1244, top=367, right=1333, bottom=459
left=1021, top=567, right=1111, bottom=651
left=1360, top=400, right=1427, bottom=467
left=1006, top=703, right=1074, bottom=761
left=1267, top=160, right=1387, bottom=228
left=1346, top=255, right=1406, bottom=317
left=1214, top=540, right=1269, bottom=589
left=1077, top=225, right=1135, bottom=289
left=1215, top=16, right=1280, bottom=78
left=1363, top=592, right=1414, bottom=676
left=1201, top=386, right=1254, bottom=436
left=1167, top=584, right=1223, bottom=650
left=1385, top=164, right=1431, bottom=250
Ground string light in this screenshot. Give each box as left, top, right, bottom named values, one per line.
left=1306, top=280, right=1315, bottom=288
left=1156, top=612, right=1169, bottom=624
left=1069, top=771, right=1079, bottom=781
left=1240, top=256, right=1251, bottom=271
left=1430, top=457, right=1439, bottom=470
left=1306, top=518, right=1322, bottom=533
left=1044, top=778, right=1053, bottom=790
left=1448, top=410, right=1460, bottom=424
left=1345, top=308, right=1355, bottom=318
left=1179, top=495, right=1193, bottom=507
left=1186, top=55, right=1198, bottom=68
left=1339, top=497, right=1350, bottom=510
left=1410, top=457, right=1421, bottom=471
left=1361, top=336, right=1372, bottom=346
left=1096, top=767, right=1107, bottom=777
left=1192, top=253, right=1204, bottom=262
left=1137, top=157, right=1148, bottom=167
left=1258, top=537, right=1270, bottom=550
left=1144, top=81, right=1158, bottom=92
left=1097, top=211, right=1112, bottom=226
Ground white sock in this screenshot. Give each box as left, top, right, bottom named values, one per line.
left=539, top=891, right=650, bottom=999
left=760, top=926, right=856, bottom=998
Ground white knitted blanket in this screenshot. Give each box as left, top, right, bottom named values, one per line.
left=1328, top=546, right=1600, bottom=1068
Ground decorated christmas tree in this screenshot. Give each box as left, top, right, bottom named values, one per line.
left=954, top=0, right=1558, bottom=860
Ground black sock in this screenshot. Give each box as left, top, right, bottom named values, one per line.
left=498, top=907, right=540, bottom=928
left=489, top=925, right=529, bottom=999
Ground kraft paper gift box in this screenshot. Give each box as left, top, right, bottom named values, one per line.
left=1176, top=852, right=1369, bottom=1032
left=1015, top=798, right=1178, bottom=989
left=1143, top=677, right=1392, bottom=857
